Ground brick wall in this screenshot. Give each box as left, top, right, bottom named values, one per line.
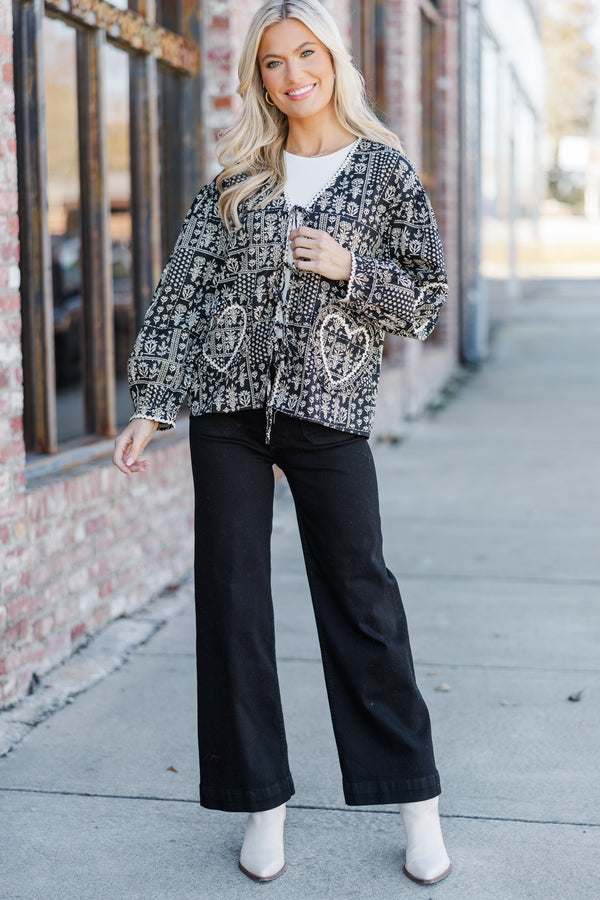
left=373, top=0, right=460, bottom=426
left=0, top=438, right=195, bottom=707
left=0, top=0, right=28, bottom=705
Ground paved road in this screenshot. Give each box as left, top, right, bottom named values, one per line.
left=1, top=279, right=599, bottom=899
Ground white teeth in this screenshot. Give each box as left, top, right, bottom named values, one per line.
left=288, top=84, right=314, bottom=96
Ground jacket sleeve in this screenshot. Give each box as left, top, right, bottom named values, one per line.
left=344, top=156, right=448, bottom=340
left=127, top=179, right=227, bottom=429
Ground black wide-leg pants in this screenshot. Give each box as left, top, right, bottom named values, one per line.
left=189, top=409, right=441, bottom=812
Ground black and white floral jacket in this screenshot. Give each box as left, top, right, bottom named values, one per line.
left=128, top=138, right=448, bottom=439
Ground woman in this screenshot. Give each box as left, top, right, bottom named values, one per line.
left=113, top=0, right=451, bottom=886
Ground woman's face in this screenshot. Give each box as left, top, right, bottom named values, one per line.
left=258, top=18, right=336, bottom=121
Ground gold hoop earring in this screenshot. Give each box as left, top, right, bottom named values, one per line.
left=265, top=90, right=276, bottom=107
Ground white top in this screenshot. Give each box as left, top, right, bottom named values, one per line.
left=274, top=141, right=358, bottom=341
left=284, top=140, right=358, bottom=208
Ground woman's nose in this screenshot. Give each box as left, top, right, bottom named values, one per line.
left=285, top=58, right=305, bottom=83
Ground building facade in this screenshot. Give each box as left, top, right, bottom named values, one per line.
left=461, top=0, right=545, bottom=362
left=1, top=0, right=463, bottom=709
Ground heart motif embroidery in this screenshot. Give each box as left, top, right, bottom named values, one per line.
left=319, top=311, right=370, bottom=387
left=202, top=304, right=248, bottom=373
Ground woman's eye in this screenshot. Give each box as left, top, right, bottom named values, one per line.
left=266, top=60, right=280, bottom=69
left=300, top=49, right=314, bottom=58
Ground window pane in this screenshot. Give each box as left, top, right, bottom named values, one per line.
left=105, top=43, right=135, bottom=428
left=43, top=16, right=85, bottom=444
left=158, top=63, right=185, bottom=258
left=420, top=11, right=436, bottom=193
left=156, top=0, right=181, bottom=30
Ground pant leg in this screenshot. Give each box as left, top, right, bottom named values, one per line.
left=271, top=415, right=440, bottom=806
left=189, top=410, right=294, bottom=812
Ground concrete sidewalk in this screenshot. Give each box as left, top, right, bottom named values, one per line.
left=1, top=279, right=599, bottom=899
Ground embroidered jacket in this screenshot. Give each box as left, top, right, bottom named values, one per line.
left=128, top=139, right=448, bottom=438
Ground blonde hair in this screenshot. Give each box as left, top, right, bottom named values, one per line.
left=216, top=0, right=402, bottom=231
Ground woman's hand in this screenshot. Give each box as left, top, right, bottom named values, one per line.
left=289, top=227, right=352, bottom=281
left=112, top=418, right=159, bottom=476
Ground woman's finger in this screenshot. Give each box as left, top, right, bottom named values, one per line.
left=289, top=226, right=321, bottom=240
left=112, top=419, right=158, bottom=476
left=290, top=235, right=319, bottom=252
left=113, top=430, right=134, bottom=475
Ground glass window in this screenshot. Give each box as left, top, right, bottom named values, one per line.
left=352, top=0, right=386, bottom=119
left=14, top=3, right=201, bottom=454
left=104, top=43, right=135, bottom=428
left=156, top=1, right=181, bottom=30
left=420, top=10, right=436, bottom=197
left=43, top=16, right=84, bottom=444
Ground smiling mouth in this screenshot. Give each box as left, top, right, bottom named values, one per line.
left=286, top=83, right=317, bottom=97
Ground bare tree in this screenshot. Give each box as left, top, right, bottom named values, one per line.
left=541, top=0, right=598, bottom=163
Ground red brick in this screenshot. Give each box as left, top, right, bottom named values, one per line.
left=2, top=541, right=28, bottom=571
left=26, top=491, right=46, bottom=523
left=27, top=590, right=47, bottom=617
left=33, top=522, right=50, bottom=541
left=0, top=292, right=19, bottom=314
left=1, top=241, right=18, bottom=263
left=99, top=575, right=119, bottom=598
left=6, top=596, right=28, bottom=623
left=31, top=560, right=53, bottom=588
left=0, top=314, right=21, bottom=340
left=44, top=482, right=68, bottom=517
left=2, top=63, right=13, bottom=85
left=33, top=614, right=55, bottom=641
left=70, top=622, right=87, bottom=645
left=24, top=645, right=45, bottom=667
left=4, top=627, right=21, bottom=654
left=0, top=35, right=13, bottom=57
left=10, top=416, right=23, bottom=440
left=44, top=633, right=70, bottom=663
left=54, top=598, right=80, bottom=627
left=67, top=567, right=88, bottom=594
left=0, top=493, right=21, bottom=518
left=88, top=558, right=109, bottom=581
left=0, top=191, right=17, bottom=213
left=92, top=605, right=110, bottom=630
left=0, top=439, right=24, bottom=463
left=85, top=514, right=107, bottom=536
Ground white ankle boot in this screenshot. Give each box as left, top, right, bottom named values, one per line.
left=239, top=802, right=287, bottom=882
left=399, top=796, right=452, bottom=885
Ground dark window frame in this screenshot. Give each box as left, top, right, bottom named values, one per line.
left=420, top=0, right=442, bottom=200
left=420, top=1, right=447, bottom=348
left=351, top=0, right=386, bottom=121
left=13, top=0, right=201, bottom=455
